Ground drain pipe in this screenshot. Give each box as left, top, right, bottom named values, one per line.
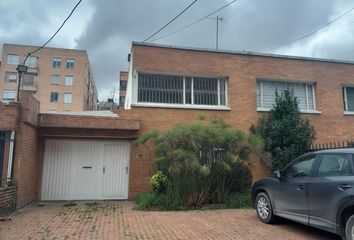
left=7, top=130, right=15, bottom=182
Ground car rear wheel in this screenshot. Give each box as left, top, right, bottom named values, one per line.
left=255, top=192, right=276, bottom=223
left=345, top=215, right=354, bottom=240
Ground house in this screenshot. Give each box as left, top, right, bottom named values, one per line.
left=0, top=44, right=98, bottom=112
left=121, top=42, right=354, bottom=195
left=2, top=41, right=354, bottom=215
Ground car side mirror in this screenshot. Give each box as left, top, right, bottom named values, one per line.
left=273, top=170, right=281, bottom=179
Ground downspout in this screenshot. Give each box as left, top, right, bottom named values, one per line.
left=7, top=130, right=15, bottom=182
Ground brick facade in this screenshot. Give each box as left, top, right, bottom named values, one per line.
left=0, top=185, right=16, bottom=216
left=122, top=42, right=354, bottom=197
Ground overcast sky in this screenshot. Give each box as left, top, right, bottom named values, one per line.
left=1, top=0, right=354, bottom=101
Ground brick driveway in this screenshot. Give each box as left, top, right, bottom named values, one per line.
left=0, top=201, right=340, bottom=240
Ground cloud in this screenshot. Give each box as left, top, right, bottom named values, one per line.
left=1, top=0, right=354, bottom=100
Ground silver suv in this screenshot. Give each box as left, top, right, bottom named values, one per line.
left=251, top=149, right=354, bottom=240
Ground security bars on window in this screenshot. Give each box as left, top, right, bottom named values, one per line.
left=138, top=73, right=227, bottom=106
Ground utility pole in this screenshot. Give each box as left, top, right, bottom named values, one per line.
left=208, top=15, right=224, bottom=50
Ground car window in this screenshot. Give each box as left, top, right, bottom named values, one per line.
left=317, top=154, right=353, bottom=176
left=283, top=155, right=316, bottom=178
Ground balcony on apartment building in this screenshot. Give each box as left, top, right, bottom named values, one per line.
left=21, top=73, right=37, bottom=92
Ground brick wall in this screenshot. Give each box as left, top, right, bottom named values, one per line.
left=11, top=93, right=41, bottom=208
left=0, top=102, right=19, bottom=130
left=0, top=185, right=16, bottom=216
left=122, top=43, right=354, bottom=198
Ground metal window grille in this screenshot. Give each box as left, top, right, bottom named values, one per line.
left=138, top=73, right=227, bottom=106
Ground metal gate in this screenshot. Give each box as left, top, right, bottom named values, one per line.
left=0, top=131, right=8, bottom=185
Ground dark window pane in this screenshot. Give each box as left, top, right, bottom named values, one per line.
left=120, top=80, right=127, bottom=91
left=346, top=87, right=354, bottom=111
left=193, top=77, right=218, bottom=105
left=138, top=73, right=183, bottom=104
left=318, top=154, right=353, bottom=176
left=283, top=155, right=315, bottom=178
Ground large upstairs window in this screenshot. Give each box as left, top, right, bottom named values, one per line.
left=137, top=73, right=227, bottom=106
left=257, top=80, right=316, bottom=111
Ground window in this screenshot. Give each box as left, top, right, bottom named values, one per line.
left=52, top=57, right=61, bottom=68
left=138, top=73, right=227, bottom=106
left=317, top=154, right=353, bottom=176
left=66, top=58, right=75, bottom=69
left=64, top=93, right=72, bottom=104
left=7, top=54, right=19, bottom=65
left=5, top=72, right=17, bottom=83
left=51, top=75, right=60, bottom=85
left=2, top=90, right=16, bottom=101
left=50, top=92, right=59, bottom=103
left=24, top=56, right=37, bottom=68
left=343, top=87, right=354, bottom=112
left=22, top=73, right=35, bottom=86
left=257, top=80, right=315, bottom=111
left=120, top=80, right=127, bottom=91
left=65, top=76, right=73, bottom=86
left=283, top=155, right=316, bottom=178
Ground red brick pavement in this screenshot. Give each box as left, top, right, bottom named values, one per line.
left=0, top=202, right=340, bottom=240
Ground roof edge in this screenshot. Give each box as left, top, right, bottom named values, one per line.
left=132, top=41, right=354, bottom=65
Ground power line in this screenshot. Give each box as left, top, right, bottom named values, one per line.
left=261, top=7, right=354, bottom=52
left=24, top=0, right=82, bottom=62
left=148, top=0, right=239, bottom=42
left=143, top=0, right=198, bottom=42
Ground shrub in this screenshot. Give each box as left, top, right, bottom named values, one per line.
left=150, top=171, right=169, bottom=194
left=225, top=161, right=252, bottom=194
left=134, top=118, right=264, bottom=209
left=135, top=192, right=159, bottom=210
left=225, top=191, right=252, bottom=209
left=253, top=89, right=316, bottom=170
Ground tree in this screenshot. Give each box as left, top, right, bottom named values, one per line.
left=253, top=89, right=316, bottom=170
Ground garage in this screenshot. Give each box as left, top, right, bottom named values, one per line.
left=41, top=139, right=131, bottom=201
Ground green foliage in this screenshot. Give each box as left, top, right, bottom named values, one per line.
left=135, top=192, right=158, bottom=210
left=225, top=161, right=252, bottom=194
left=150, top=171, right=169, bottom=194
left=135, top=188, right=187, bottom=211
left=135, top=118, right=262, bottom=209
left=225, top=191, right=252, bottom=209
left=254, top=89, right=316, bottom=170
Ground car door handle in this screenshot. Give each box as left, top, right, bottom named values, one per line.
left=338, top=184, right=352, bottom=191
left=297, top=184, right=306, bottom=190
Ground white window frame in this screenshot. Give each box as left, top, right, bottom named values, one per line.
left=66, top=58, right=75, bottom=69
left=51, top=75, right=60, bottom=85
left=64, top=93, right=72, bottom=104
left=2, top=90, right=16, bottom=101
left=50, top=92, right=59, bottom=103
left=65, top=76, right=74, bottom=86
left=133, top=72, right=230, bottom=110
left=5, top=72, right=18, bottom=83
left=7, top=54, right=19, bottom=65
left=343, top=86, right=354, bottom=115
left=256, top=80, right=320, bottom=114
left=24, top=56, right=37, bottom=68
left=52, top=57, right=61, bottom=68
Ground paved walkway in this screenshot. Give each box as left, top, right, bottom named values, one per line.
left=0, top=201, right=340, bottom=240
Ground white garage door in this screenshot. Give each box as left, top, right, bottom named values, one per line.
left=41, top=139, right=130, bottom=201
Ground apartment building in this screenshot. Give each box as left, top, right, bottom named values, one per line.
left=0, top=43, right=98, bottom=112
left=119, top=71, right=128, bottom=107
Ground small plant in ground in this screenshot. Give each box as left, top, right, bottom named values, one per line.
left=225, top=191, right=252, bottom=209
left=36, top=202, right=45, bottom=207
left=85, top=202, right=100, bottom=207
left=150, top=171, right=169, bottom=194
